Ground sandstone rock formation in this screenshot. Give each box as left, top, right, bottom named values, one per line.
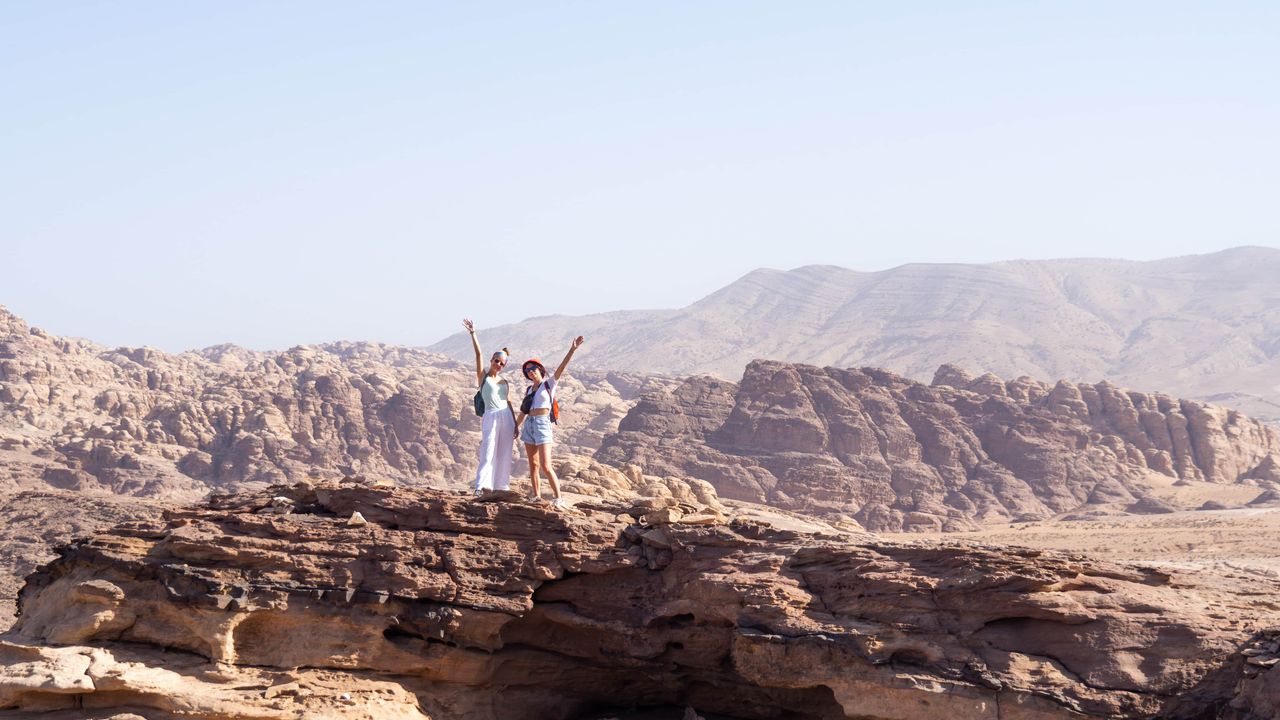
left=431, top=246, right=1280, bottom=421
left=553, top=454, right=726, bottom=516
left=4, top=483, right=1278, bottom=719
left=0, top=491, right=165, bottom=632
left=0, top=306, right=671, bottom=499
left=597, top=360, right=1280, bottom=532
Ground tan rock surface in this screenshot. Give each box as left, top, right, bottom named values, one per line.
left=430, top=247, right=1280, bottom=422
left=0, top=639, right=428, bottom=719
left=0, top=491, right=165, bottom=632
left=3, top=483, right=1277, bottom=719
left=598, top=360, right=1280, bottom=531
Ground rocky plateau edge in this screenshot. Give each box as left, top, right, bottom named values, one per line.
left=2, top=482, right=1278, bottom=719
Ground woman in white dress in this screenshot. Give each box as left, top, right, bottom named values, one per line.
left=463, top=318, right=516, bottom=496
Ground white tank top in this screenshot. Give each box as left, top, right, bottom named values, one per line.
left=480, top=376, right=508, bottom=412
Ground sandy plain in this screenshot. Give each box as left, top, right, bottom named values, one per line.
left=895, top=507, right=1280, bottom=577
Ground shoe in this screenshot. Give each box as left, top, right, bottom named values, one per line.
left=527, top=493, right=544, bottom=503
left=552, top=497, right=566, bottom=509
left=473, top=488, right=484, bottom=498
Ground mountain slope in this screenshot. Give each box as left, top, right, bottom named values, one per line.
left=430, top=246, right=1280, bottom=420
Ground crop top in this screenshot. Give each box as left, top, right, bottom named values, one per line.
left=529, top=377, right=556, bottom=410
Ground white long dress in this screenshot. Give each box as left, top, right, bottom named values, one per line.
left=473, top=377, right=515, bottom=492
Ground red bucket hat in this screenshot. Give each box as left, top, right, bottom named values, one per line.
left=521, top=359, right=546, bottom=379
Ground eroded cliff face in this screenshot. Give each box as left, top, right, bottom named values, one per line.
left=0, top=307, right=670, bottom=499
left=597, top=361, right=1280, bottom=532
left=2, top=483, right=1277, bottom=719
left=0, top=491, right=164, bottom=632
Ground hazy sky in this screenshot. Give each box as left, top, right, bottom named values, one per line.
left=4, top=1, right=1277, bottom=351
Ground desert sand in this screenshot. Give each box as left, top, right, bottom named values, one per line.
left=894, top=507, right=1280, bottom=578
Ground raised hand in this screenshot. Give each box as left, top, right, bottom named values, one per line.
left=554, top=336, right=584, bottom=381
left=465, top=319, right=483, bottom=378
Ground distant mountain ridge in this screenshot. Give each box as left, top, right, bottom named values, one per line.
left=430, top=246, right=1280, bottom=421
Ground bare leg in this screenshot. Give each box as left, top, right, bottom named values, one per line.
left=525, top=443, right=541, bottom=498
left=536, top=444, right=561, bottom=499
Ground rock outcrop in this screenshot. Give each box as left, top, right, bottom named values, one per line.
left=0, top=491, right=165, bottom=631
left=597, top=360, right=1280, bottom=532
left=3, top=482, right=1278, bottom=719
left=0, top=306, right=671, bottom=499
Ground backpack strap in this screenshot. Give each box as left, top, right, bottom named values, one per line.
left=526, top=381, right=552, bottom=404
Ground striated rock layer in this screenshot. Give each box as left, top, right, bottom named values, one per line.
left=3, top=483, right=1279, bottom=719
left=0, top=491, right=164, bottom=632
left=597, top=361, right=1280, bottom=532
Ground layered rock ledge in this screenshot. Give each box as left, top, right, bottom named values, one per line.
left=2, top=483, right=1278, bottom=719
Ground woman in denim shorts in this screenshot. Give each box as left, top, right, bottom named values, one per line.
left=516, top=335, right=584, bottom=508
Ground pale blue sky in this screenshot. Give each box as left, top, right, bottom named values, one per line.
left=3, top=1, right=1277, bottom=351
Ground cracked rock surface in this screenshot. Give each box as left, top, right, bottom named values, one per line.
left=3, top=483, right=1278, bottom=719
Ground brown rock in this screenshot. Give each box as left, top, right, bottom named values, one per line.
left=1248, top=488, right=1280, bottom=507
left=644, top=507, right=684, bottom=525
left=598, top=360, right=1280, bottom=531
left=677, top=512, right=724, bottom=526
left=0, top=490, right=165, bottom=631
left=1127, top=494, right=1178, bottom=515
left=1, top=483, right=1275, bottom=719
left=640, top=527, right=673, bottom=549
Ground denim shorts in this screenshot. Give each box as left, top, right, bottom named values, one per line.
left=521, top=414, right=554, bottom=446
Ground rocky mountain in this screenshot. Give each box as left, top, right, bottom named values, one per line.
left=597, top=360, right=1280, bottom=532
left=0, top=306, right=672, bottom=500
left=3, top=481, right=1278, bottom=719
left=430, top=246, right=1280, bottom=421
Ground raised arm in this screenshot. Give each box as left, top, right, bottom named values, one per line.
left=553, top=335, right=585, bottom=381
left=463, top=318, right=484, bottom=385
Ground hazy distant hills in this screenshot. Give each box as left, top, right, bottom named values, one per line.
left=431, top=246, right=1280, bottom=421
